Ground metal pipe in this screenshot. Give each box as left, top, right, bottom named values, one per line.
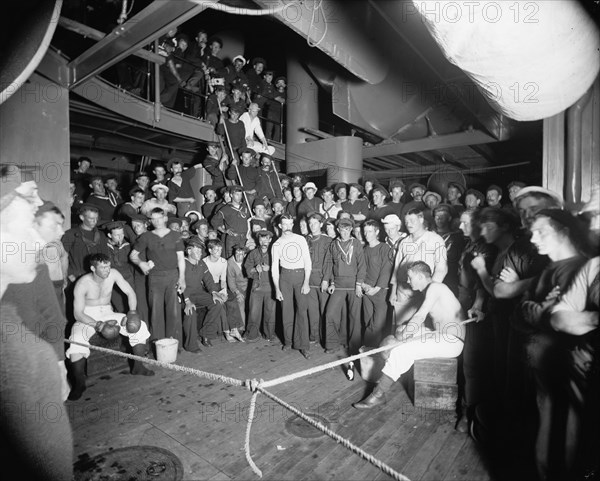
left=565, top=90, right=592, bottom=205
left=154, top=40, right=160, bottom=123
left=146, top=56, right=151, bottom=101
left=279, top=106, right=284, bottom=144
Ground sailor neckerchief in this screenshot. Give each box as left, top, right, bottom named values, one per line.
left=230, top=202, right=249, bottom=218
left=336, top=238, right=354, bottom=265
left=322, top=202, right=337, bottom=218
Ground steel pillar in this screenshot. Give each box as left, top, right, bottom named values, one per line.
left=286, top=136, right=363, bottom=186
left=286, top=55, right=320, bottom=146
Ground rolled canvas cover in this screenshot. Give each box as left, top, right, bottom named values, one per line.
left=0, top=1, right=63, bottom=105
left=413, top=0, right=600, bottom=120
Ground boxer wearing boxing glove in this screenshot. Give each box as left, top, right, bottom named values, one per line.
left=123, top=310, right=142, bottom=334
left=66, top=254, right=154, bottom=401
left=96, top=319, right=121, bottom=340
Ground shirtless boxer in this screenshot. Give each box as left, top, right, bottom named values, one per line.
left=66, top=253, right=154, bottom=401
left=354, top=261, right=465, bottom=409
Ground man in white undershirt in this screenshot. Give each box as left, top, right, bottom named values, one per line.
left=271, top=214, right=312, bottom=358
left=240, top=102, right=275, bottom=156
left=390, top=207, right=448, bottom=326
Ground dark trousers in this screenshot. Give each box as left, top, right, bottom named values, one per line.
left=307, top=286, right=328, bottom=343
left=148, top=270, right=182, bottom=344
left=504, top=325, right=534, bottom=415
left=133, top=269, right=149, bottom=326
left=225, top=233, right=246, bottom=259
left=111, top=289, right=128, bottom=315
left=160, top=71, right=179, bottom=108
left=182, top=311, right=199, bottom=351
left=362, top=288, right=390, bottom=348
left=325, top=288, right=362, bottom=353
left=52, top=280, right=65, bottom=316
left=526, top=331, right=571, bottom=480
left=111, top=274, right=134, bottom=314
left=493, top=313, right=512, bottom=407
left=188, top=290, right=224, bottom=343
left=280, top=268, right=310, bottom=351
left=246, top=288, right=276, bottom=340
left=175, top=201, right=193, bottom=217
left=186, top=70, right=206, bottom=117
left=462, top=320, right=494, bottom=411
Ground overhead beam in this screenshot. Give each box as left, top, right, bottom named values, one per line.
left=393, top=155, right=421, bottom=167
left=58, top=16, right=164, bottom=65
left=372, top=158, right=402, bottom=169
left=363, top=130, right=499, bottom=159
left=36, top=46, right=71, bottom=87
left=364, top=161, right=530, bottom=179
left=70, top=122, right=199, bottom=153
left=70, top=132, right=195, bottom=162
left=301, top=128, right=334, bottom=139
left=408, top=151, right=438, bottom=165
left=68, top=0, right=211, bottom=87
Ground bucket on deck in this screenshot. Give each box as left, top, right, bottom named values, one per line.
left=155, top=338, right=178, bottom=363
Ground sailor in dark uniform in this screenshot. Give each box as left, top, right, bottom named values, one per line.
left=211, top=185, right=250, bottom=257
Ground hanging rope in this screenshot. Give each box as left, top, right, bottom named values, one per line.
left=189, top=0, right=291, bottom=16
left=244, top=382, right=412, bottom=481
left=307, top=0, right=328, bottom=48
left=187, top=0, right=325, bottom=49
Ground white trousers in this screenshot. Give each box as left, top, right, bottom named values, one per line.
left=382, top=331, right=464, bottom=382
left=247, top=139, right=275, bottom=156
left=66, top=305, right=150, bottom=359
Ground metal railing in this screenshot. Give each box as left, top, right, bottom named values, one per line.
left=101, top=51, right=286, bottom=143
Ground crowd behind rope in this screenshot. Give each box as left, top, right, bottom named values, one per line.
left=1, top=154, right=598, bottom=481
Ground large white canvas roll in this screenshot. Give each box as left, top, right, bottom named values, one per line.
left=413, top=0, right=600, bottom=120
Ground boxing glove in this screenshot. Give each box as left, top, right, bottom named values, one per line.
left=99, top=321, right=121, bottom=340
left=125, top=310, right=142, bottom=334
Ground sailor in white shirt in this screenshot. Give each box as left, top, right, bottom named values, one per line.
left=240, top=102, right=276, bottom=156
left=271, top=214, right=312, bottom=358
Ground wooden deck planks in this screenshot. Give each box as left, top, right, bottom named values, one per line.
left=303, top=401, right=402, bottom=480
left=372, top=407, right=452, bottom=480
left=340, top=389, right=448, bottom=481
left=418, top=429, right=468, bottom=481
left=251, top=382, right=365, bottom=480
left=441, top=438, right=491, bottom=481
left=70, top=340, right=491, bottom=481
left=398, top=422, right=458, bottom=481
left=218, top=360, right=359, bottom=479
